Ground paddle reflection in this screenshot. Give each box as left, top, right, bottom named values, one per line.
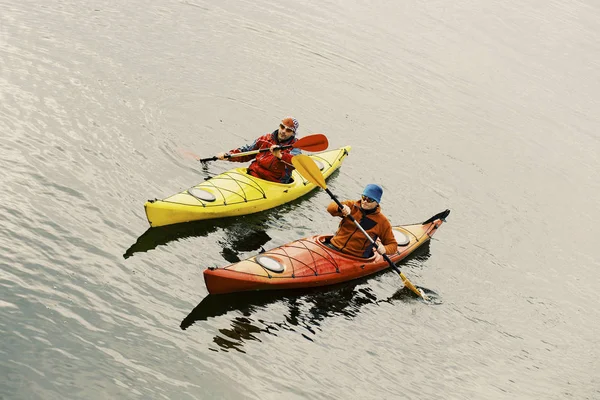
left=181, top=241, right=433, bottom=353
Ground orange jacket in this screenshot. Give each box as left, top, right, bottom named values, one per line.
left=327, top=200, right=398, bottom=258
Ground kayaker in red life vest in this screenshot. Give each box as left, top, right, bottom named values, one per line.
left=216, top=117, right=300, bottom=183
left=326, top=184, right=398, bottom=258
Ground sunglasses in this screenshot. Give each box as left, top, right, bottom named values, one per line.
left=279, top=124, right=295, bottom=133
left=361, top=195, right=376, bottom=203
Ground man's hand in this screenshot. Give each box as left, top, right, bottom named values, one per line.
left=340, top=205, right=351, bottom=217
left=270, top=145, right=282, bottom=159
left=376, top=240, right=386, bottom=255
left=216, top=152, right=230, bottom=160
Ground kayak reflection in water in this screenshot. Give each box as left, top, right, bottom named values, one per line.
left=216, top=116, right=300, bottom=183
left=325, top=184, right=398, bottom=258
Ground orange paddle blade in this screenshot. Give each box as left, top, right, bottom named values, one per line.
left=293, top=134, right=328, bottom=152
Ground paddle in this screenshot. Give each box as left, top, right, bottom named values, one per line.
left=199, top=133, right=329, bottom=163
left=291, top=154, right=428, bottom=300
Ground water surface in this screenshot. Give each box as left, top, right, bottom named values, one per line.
left=1, top=0, right=599, bottom=399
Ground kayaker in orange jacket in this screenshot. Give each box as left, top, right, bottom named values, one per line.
left=326, top=184, right=398, bottom=258
left=216, top=117, right=300, bottom=183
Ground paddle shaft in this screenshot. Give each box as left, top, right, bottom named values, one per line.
left=200, top=133, right=328, bottom=163
left=328, top=188, right=426, bottom=298
left=199, top=144, right=295, bottom=162
left=326, top=189, right=400, bottom=273
left=292, top=154, right=426, bottom=299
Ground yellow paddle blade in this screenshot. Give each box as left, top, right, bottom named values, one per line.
left=400, top=272, right=428, bottom=300
left=292, top=154, right=327, bottom=189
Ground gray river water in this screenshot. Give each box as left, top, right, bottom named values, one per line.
left=1, top=0, right=599, bottom=399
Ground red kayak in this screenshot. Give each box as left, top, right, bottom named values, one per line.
left=203, top=209, right=450, bottom=295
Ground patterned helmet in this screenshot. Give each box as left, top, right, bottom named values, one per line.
left=281, top=117, right=299, bottom=133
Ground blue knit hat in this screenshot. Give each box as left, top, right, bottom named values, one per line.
left=362, top=184, right=383, bottom=204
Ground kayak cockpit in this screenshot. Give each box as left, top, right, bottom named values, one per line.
left=315, top=235, right=378, bottom=262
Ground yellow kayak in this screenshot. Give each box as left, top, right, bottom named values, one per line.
left=145, top=146, right=351, bottom=227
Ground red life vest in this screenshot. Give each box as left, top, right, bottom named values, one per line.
left=229, top=131, right=299, bottom=183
